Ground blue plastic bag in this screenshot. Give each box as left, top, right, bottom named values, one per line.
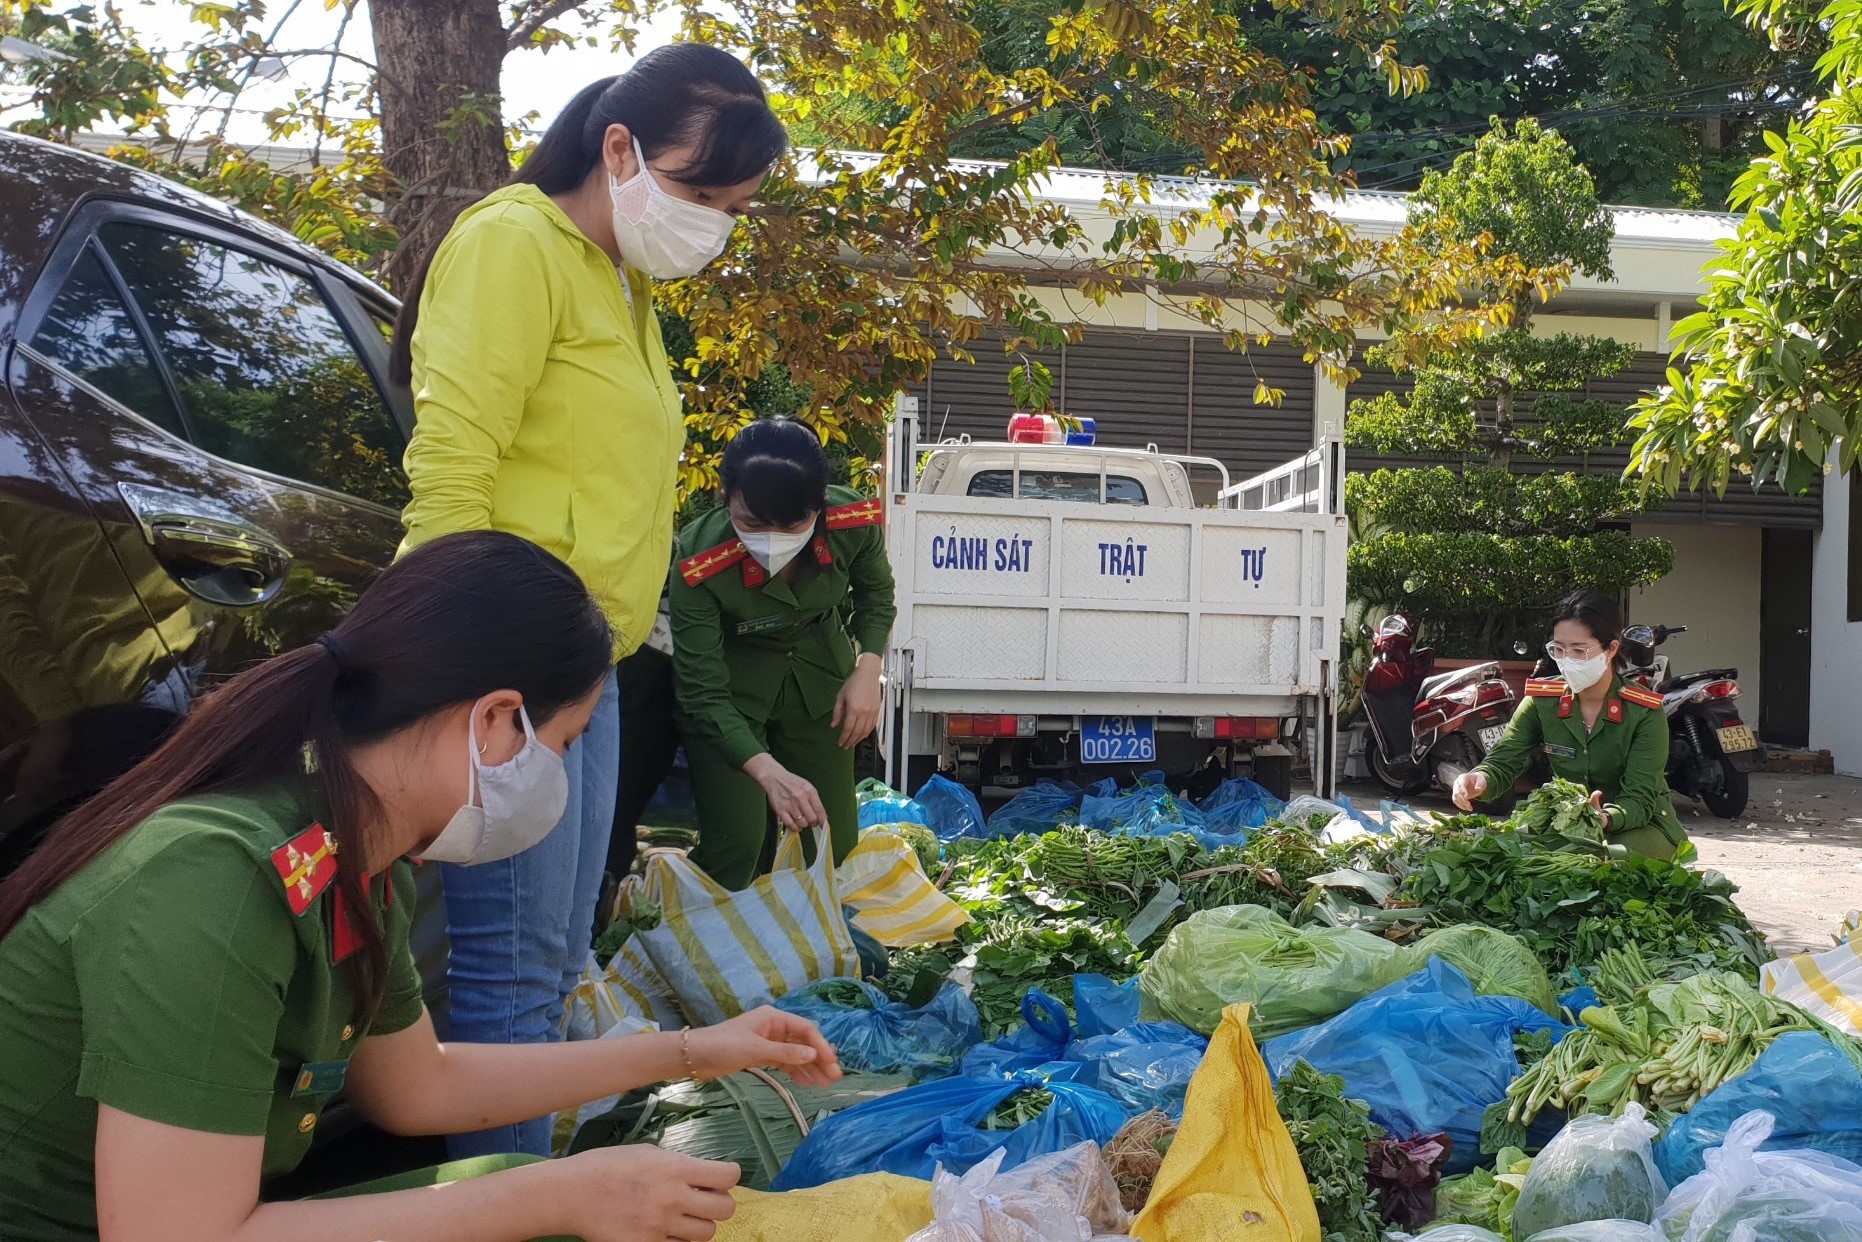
left=915, top=773, right=987, bottom=841
left=1082, top=773, right=1209, bottom=841
left=771, top=1066, right=1131, bottom=1189
left=959, top=989, right=1073, bottom=1077
left=1074, top=974, right=1141, bottom=1039
left=1065, top=1020, right=1208, bottom=1118
left=1559, top=985, right=1601, bottom=1021
left=1654, top=1031, right=1862, bottom=1185
left=773, top=978, right=983, bottom=1080
left=1199, top=777, right=1285, bottom=838
left=1264, top=957, right=1567, bottom=1173
left=984, top=780, right=1084, bottom=838
left=857, top=786, right=930, bottom=832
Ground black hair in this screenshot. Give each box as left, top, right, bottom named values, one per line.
left=0, top=531, right=613, bottom=1015
left=1550, top=590, right=1623, bottom=648
left=389, top=43, right=787, bottom=383
left=721, top=416, right=831, bottom=528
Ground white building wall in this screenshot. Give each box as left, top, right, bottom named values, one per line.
left=1629, top=522, right=1764, bottom=727
left=1810, top=470, right=1862, bottom=775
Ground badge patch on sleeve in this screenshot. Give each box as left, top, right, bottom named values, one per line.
left=291, top=1060, right=349, bottom=1097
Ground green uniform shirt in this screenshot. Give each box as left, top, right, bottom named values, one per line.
left=669, top=486, right=897, bottom=768
left=1472, top=673, right=1688, bottom=853
left=0, top=782, right=423, bottom=1240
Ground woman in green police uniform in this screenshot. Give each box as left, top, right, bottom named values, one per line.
left=1452, top=591, right=1690, bottom=860
left=670, top=418, right=897, bottom=889
left=0, top=532, right=839, bottom=1242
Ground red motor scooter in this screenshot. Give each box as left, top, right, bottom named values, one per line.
left=1359, top=614, right=1517, bottom=797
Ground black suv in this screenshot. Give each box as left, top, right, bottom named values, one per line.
left=0, top=132, right=446, bottom=1017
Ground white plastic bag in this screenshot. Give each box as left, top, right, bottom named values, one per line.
left=1512, top=1103, right=1667, bottom=1236
left=903, top=1143, right=1133, bottom=1242
left=1522, top=1223, right=1663, bottom=1241
left=1656, top=1109, right=1862, bottom=1242
left=1387, top=1227, right=1506, bottom=1242
left=1759, top=926, right=1862, bottom=1038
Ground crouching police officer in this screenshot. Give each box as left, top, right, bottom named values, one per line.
left=1454, top=591, right=1691, bottom=860
left=669, top=418, right=897, bottom=889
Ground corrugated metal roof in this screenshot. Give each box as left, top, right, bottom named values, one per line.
left=798, top=152, right=1738, bottom=248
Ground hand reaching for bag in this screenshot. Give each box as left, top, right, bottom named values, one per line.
left=743, top=753, right=828, bottom=833
left=685, top=1006, right=843, bottom=1088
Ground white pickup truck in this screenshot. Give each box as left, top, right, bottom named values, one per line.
left=877, top=395, right=1346, bottom=803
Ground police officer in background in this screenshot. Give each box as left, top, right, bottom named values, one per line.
left=669, top=418, right=897, bottom=889
left=1453, top=591, right=1690, bottom=859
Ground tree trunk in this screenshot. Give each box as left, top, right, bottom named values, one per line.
left=369, top=0, right=510, bottom=293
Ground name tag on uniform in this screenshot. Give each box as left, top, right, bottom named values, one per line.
left=1542, top=743, right=1577, bottom=758
left=736, top=615, right=786, bottom=636
left=291, top=1060, right=349, bottom=1098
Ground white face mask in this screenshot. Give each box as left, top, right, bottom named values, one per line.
left=735, top=524, right=815, bottom=574
left=417, top=703, right=568, bottom=866
left=608, top=137, right=739, bottom=279
left=1557, top=653, right=1611, bottom=695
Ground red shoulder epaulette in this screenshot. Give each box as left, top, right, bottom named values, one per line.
left=1524, top=679, right=1567, bottom=699
left=825, top=499, right=883, bottom=531
left=678, top=538, right=748, bottom=587
left=1619, top=684, right=1663, bottom=711
left=272, top=823, right=338, bottom=916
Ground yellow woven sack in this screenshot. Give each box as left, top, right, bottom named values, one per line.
left=1131, top=1002, right=1321, bottom=1242
left=837, top=829, right=969, bottom=948
left=718, top=1172, right=933, bottom=1241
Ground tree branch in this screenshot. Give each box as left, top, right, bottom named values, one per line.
left=506, top=0, right=590, bottom=51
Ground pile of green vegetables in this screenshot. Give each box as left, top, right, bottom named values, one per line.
left=888, top=825, right=1333, bottom=1032
left=1275, top=1060, right=1386, bottom=1242
left=888, top=781, right=1767, bottom=1036
left=1505, top=946, right=1817, bottom=1129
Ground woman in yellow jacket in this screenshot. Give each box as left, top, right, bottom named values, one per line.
left=392, top=45, right=786, bottom=1158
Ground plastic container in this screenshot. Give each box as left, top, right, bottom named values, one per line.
left=1007, top=412, right=1062, bottom=444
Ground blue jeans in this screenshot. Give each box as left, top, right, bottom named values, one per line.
left=440, top=669, right=621, bottom=1158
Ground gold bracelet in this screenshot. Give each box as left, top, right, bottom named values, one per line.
left=681, top=1027, right=700, bottom=1080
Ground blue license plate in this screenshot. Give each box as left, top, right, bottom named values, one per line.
left=1080, top=715, right=1156, bottom=765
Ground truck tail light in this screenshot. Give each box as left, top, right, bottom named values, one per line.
left=1193, top=716, right=1279, bottom=741
left=947, top=714, right=1037, bottom=739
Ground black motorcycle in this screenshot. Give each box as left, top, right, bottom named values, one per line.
left=1617, top=623, right=1764, bottom=819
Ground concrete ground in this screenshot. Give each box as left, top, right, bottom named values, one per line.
left=1683, top=772, right=1862, bottom=956
left=1344, top=772, right=1861, bottom=958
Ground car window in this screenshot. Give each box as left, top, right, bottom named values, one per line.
left=97, top=223, right=409, bottom=510
left=967, top=469, right=1148, bottom=505
left=26, top=245, right=186, bottom=436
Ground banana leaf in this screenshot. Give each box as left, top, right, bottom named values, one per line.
left=567, top=1070, right=912, bottom=1189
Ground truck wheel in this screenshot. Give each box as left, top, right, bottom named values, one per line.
left=1254, top=753, right=1294, bottom=802
left=1702, top=759, right=1749, bottom=819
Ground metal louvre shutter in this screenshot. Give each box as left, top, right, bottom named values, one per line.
left=1059, top=330, right=1191, bottom=453
left=921, top=339, right=1061, bottom=443
left=920, top=331, right=1320, bottom=487
left=1344, top=355, right=1823, bottom=530
left=1584, top=354, right=1822, bottom=530
left=1191, top=342, right=1315, bottom=479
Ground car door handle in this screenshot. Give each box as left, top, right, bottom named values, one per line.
left=117, top=483, right=292, bottom=608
